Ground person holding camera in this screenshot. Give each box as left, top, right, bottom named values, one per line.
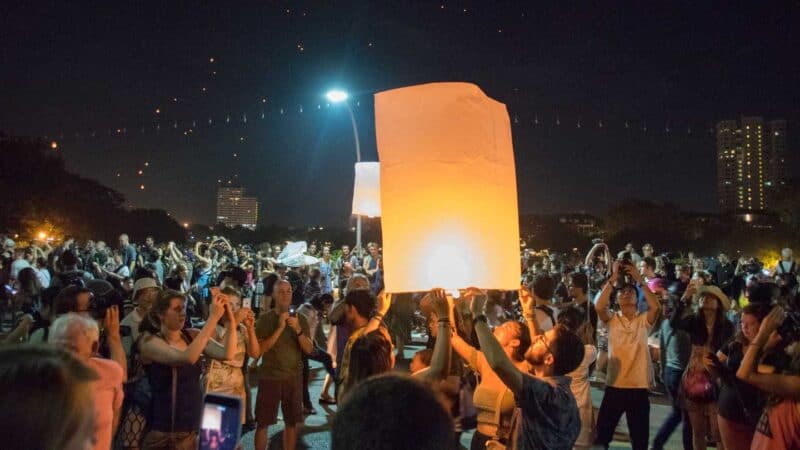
left=670, top=282, right=735, bottom=450
left=253, top=279, right=313, bottom=450
left=736, top=305, right=800, bottom=450
left=138, top=289, right=237, bottom=450
left=594, top=259, right=660, bottom=450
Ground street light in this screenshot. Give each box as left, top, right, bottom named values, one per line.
left=327, top=89, right=365, bottom=257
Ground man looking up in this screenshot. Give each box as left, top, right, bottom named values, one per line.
left=593, top=260, right=660, bottom=450
left=469, top=287, right=585, bottom=450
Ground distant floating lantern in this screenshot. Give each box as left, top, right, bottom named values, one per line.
left=375, top=82, right=520, bottom=292
left=352, top=162, right=381, bottom=218
left=139, top=184, right=145, bottom=190
left=37, top=231, right=47, bottom=240
left=50, top=141, right=58, bottom=149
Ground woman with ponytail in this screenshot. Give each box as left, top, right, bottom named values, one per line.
left=139, top=289, right=237, bottom=450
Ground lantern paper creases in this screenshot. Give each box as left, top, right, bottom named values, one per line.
left=375, top=82, right=521, bottom=292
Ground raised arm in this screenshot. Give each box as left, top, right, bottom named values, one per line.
left=469, top=288, right=524, bottom=396
left=364, top=290, right=391, bottom=334
left=628, top=263, right=660, bottom=325
left=104, top=306, right=128, bottom=381
left=737, top=307, right=800, bottom=397
left=141, top=295, right=227, bottom=366
left=669, top=281, right=696, bottom=330
left=584, top=243, right=604, bottom=267
left=448, top=295, right=479, bottom=362
left=519, top=285, right=543, bottom=337
left=418, top=289, right=451, bottom=382
left=204, top=305, right=238, bottom=361
left=239, top=308, right=261, bottom=359
left=194, top=242, right=212, bottom=267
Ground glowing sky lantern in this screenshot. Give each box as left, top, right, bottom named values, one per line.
left=351, top=162, right=381, bottom=218
left=375, top=82, right=520, bottom=292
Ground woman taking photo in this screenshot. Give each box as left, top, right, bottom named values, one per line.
left=205, top=286, right=260, bottom=425
left=670, top=283, right=735, bottom=450
left=714, top=303, right=786, bottom=450
left=736, top=305, right=800, bottom=450
left=139, top=289, right=237, bottom=450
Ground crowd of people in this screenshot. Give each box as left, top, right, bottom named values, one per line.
left=0, top=233, right=799, bottom=450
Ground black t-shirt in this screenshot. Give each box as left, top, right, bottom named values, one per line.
left=717, top=341, right=788, bottom=426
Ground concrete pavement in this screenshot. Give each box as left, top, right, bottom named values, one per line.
left=241, top=340, right=689, bottom=450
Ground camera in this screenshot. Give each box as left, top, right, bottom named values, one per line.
left=289, top=307, right=297, bottom=317
left=777, top=309, right=800, bottom=344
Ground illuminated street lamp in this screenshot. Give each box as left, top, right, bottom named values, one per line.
left=326, top=89, right=365, bottom=257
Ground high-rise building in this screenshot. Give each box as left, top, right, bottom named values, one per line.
left=216, top=187, right=259, bottom=229
left=716, top=117, right=787, bottom=212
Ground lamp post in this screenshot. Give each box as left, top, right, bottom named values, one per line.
left=326, top=89, right=364, bottom=258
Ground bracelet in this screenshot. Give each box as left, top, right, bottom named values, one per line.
left=437, top=318, right=450, bottom=325
left=370, top=310, right=385, bottom=320
left=523, top=314, right=536, bottom=321
left=474, top=315, right=488, bottom=324
left=296, top=329, right=304, bottom=337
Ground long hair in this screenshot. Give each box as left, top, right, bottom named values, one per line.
left=735, top=303, right=771, bottom=345
left=17, top=267, right=40, bottom=295
left=504, top=320, right=532, bottom=362
left=139, top=289, right=184, bottom=335
left=341, top=330, right=393, bottom=398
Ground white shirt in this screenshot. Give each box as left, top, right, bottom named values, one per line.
left=568, top=345, right=598, bottom=447
left=606, top=311, right=653, bottom=388
left=10, top=258, right=31, bottom=279
left=533, top=305, right=559, bottom=332
left=36, top=267, right=51, bottom=288
left=120, top=309, right=143, bottom=355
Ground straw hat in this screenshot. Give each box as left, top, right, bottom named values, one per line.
left=696, top=285, right=731, bottom=311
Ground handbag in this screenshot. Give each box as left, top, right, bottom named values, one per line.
left=681, top=366, right=717, bottom=403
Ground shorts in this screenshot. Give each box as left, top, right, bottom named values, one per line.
left=256, top=375, right=303, bottom=426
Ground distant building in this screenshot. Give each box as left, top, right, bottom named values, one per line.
left=216, top=187, right=259, bottom=229
left=716, top=117, right=787, bottom=212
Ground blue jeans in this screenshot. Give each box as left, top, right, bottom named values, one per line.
left=652, top=366, right=692, bottom=450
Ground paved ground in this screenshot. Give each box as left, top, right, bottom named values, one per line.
left=240, top=336, right=688, bottom=450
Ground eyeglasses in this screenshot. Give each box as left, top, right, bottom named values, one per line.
left=534, top=333, right=553, bottom=355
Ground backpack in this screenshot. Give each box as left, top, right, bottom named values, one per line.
left=535, top=305, right=556, bottom=328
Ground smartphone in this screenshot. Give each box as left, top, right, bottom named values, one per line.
left=199, top=393, right=242, bottom=450
left=288, top=306, right=297, bottom=317
left=242, top=297, right=251, bottom=309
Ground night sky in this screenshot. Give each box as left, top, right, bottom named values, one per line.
left=2, top=2, right=799, bottom=226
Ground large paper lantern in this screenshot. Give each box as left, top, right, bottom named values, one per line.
left=351, top=162, right=381, bottom=218
left=375, top=82, right=520, bottom=292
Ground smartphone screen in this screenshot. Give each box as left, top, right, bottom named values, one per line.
left=242, top=297, right=251, bottom=309
left=199, top=393, right=241, bottom=450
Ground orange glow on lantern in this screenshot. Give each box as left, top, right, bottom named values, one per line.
left=352, top=162, right=381, bottom=218
left=375, top=82, right=520, bottom=292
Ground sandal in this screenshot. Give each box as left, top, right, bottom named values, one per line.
left=318, top=396, right=337, bottom=405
